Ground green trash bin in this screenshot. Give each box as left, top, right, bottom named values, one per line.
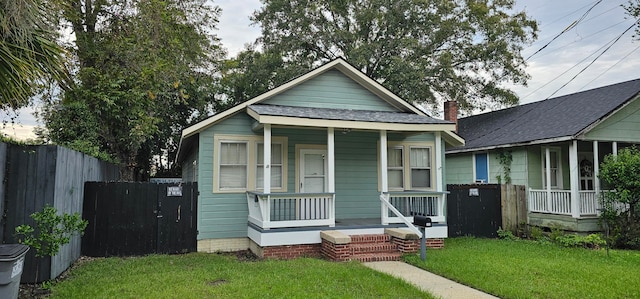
left=0, top=244, right=29, bottom=299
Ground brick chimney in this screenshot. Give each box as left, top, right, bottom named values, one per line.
left=443, top=101, right=458, bottom=132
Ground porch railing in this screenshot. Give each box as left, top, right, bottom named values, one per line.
left=529, top=189, right=610, bottom=217
left=380, top=191, right=446, bottom=230
left=247, top=192, right=335, bottom=229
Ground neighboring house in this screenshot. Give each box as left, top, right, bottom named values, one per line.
left=446, top=79, right=640, bottom=232
left=176, top=58, right=464, bottom=258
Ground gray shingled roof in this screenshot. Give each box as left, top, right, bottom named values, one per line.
left=248, top=104, right=452, bottom=124
left=450, top=78, right=640, bottom=152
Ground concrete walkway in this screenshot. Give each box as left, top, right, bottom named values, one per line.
left=363, top=261, right=499, bottom=299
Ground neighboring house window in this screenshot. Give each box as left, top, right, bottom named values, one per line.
left=219, top=142, right=248, bottom=189
left=387, top=146, right=404, bottom=190
left=257, top=142, right=283, bottom=189
left=383, top=142, right=434, bottom=191
left=474, top=153, right=489, bottom=183
left=542, top=147, right=562, bottom=189
left=410, top=147, right=431, bottom=189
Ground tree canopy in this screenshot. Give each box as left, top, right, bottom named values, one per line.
left=0, top=0, right=68, bottom=109
left=41, top=0, right=224, bottom=180
left=251, top=0, right=538, bottom=113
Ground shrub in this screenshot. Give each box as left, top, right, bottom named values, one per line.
left=497, top=228, right=518, bottom=241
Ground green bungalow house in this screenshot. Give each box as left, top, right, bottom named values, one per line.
left=176, top=58, right=464, bottom=259
left=445, top=79, right=640, bottom=232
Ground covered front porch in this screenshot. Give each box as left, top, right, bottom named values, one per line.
left=527, top=140, right=632, bottom=231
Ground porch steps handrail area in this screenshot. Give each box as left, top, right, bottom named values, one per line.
left=247, top=191, right=335, bottom=229
left=379, top=193, right=422, bottom=237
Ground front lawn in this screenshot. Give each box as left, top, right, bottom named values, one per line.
left=405, top=237, right=640, bottom=299
left=49, top=252, right=434, bottom=298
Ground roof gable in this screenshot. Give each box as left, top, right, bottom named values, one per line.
left=182, top=58, right=425, bottom=138
left=263, top=69, right=399, bottom=111
left=451, top=78, right=640, bottom=152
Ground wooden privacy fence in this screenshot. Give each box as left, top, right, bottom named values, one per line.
left=82, top=182, right=198, bottom=257
left=0, top=143, right=120, bottom=283
left=446, top=184, right=527, bottom=238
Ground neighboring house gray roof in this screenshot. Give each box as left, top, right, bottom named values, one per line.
left=248, top=104, right=452, bottom=124
left=450, top=78, right=640, bottom=153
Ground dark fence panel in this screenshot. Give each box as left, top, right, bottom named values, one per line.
left=83, top=182, right=197, bottom=257
left=447, top=184, right=502, bottom=238
left=0, top=143, right=120, bottom=283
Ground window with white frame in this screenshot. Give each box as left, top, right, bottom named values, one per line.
left=215, top=135, right=287, bottom=192
left=410, top=147, right=431, bottom=189
left=542, top=147, right=562, bottom=189
left=387, top=146, right=404, bottom=190
left=219, top=142, right=248, bottom=190
left=384, top=143, right=434, bottom=190
left=257, top=142, right=283, bottom=189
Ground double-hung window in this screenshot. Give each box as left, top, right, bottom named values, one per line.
left=542, top=147, right=562, bottom=189
left=384, top=143, right=434, bottom=190
left=387, top=147, right=404, bottom=190
left=410, top=147, right=431, bottom=189
left=219, top=142, right=248, bottom=190
left=215, top=135, right=288, bottom=192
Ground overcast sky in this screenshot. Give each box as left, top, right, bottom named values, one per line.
left=3, top=0, right=639, bottom=138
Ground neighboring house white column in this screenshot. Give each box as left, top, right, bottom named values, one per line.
left=327, top=127, right=335, bottom=193
left=263, top=124, right=271, bottom=194
left=569, top=140, right=580, bottom=218
left=613, top=141, right=618, bottom=156
left=545, top=147, right=552, bottom=213
left=435, top=132, right=443, bottom=192
left=380, top=130, right=388, bottom=193
left=593, top=141, right=600, bottom=198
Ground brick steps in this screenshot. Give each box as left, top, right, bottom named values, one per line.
left=347, top=234, right=402, bottom=262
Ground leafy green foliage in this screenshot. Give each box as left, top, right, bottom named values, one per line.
left=15, top=206, right=88, bottom=258
left=42, top=0, right=224, bottom=180
left=497, top=227, right=518, bottom=241
left=496, top=150, right=513, bottom=184
left=0, top=0, right=69, bottom=109
left=599, top=147, right=640, bottom=249
left=251, top=0, right=538, bottom=112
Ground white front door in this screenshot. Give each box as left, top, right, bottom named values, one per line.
left=300, top=149, right=327, bottom=193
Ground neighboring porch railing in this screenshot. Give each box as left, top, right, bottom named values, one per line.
left=529, top=189, right=609, bottom=217
left=380, top=191, right=446, bottom=236
left=247, top=192, right=335, bottom=229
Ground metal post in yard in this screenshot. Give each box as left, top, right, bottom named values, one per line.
left=420, top=226, right=426, bottom=261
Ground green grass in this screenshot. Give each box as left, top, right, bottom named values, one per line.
left=404, top=237, right=640, bottom=299
left=50, top=253, right=434, bottom=299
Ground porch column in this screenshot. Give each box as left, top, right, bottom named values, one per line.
left=380, top=130, right=388, bottom=193
left=435, top=132, right=443, bottom=192
left=545, top=147, right=552, bottom=212
left=569, top=141, right=580, bottom=218
left=593, top=141, right=600, bottom=198
left=613, top=141, right=618, bottom=156
left=327, top=127, right=335, bottom=193
left=263, top=124, right=271, bottom=194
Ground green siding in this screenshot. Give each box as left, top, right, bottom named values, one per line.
left=445, top=154, right=473, bottom=184
left=197, top=113, right=261, bottom=240
left=584, top=97, right=640, bottom=142
left=181, top=144, right=198, bottom=182
left=263, top=69, right=399, bottom=111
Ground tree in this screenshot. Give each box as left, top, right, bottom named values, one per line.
left=599, top=147, right=640, bottom=249
left=251, top=0, right=538, bottom=113
left=624, top=0, right=640, bottom=39
left=42, top=0, right=224, bottom=180
left=0, top=0, right=68, bottom=109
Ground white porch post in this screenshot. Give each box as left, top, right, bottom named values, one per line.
left=435, top=132, right=443, bottom=192
left=263, top=124, right=271, bottom=194
left=613, top=141, right=618, bottom=156
left=545, top=147, right=552, bottom=212
left=593, top=141, right=600, bottom=198
left=569, top=140, right=580, bottom=218
left=327, top=127, right=335, bottom=193
left=380, top=130, right=389, bottom=225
